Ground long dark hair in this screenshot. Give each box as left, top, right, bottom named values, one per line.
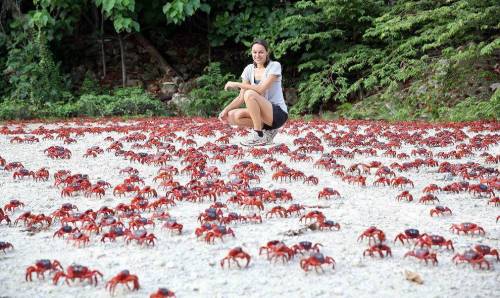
left=252, top=39, right=270, bottom=67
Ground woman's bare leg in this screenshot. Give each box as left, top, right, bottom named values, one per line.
left=243, top=90, right=273, bottom=130
left=227, top=109, right=254, bottom=128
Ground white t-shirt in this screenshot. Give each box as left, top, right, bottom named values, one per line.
left=241, top=61, right=288, bottom=113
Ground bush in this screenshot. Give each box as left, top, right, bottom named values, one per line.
left=439, top=94, right=499, bottom=121
left=186, top=62, right=238, bottom=117
left=0, top=100, right=35, bottom=120
left=76, top=87, right=167, bottom=117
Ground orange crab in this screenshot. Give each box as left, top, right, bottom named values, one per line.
left=220, top=247, right=251, bottom=268
left=300, top=253, right=335, bottom=273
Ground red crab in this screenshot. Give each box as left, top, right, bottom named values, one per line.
left=205, top=225, right=235, bottom=244
left=240, top=198, right=265, bottom=211
left=4, top=199, right=25, bottom=212
left=26, top=259, right=63, bottom=281
left=396, top=191, right=413, bottom=202
left=430, top=206, right=452, bottom=216
left=120, top=167, right=139, bottom=175
left=162, top=219, right=183, bottom=235
left=266, top=206, right=288, bottom=218
left=363, top=244, right=392, bottom=258
left=488, top=197, right=500, bottom=206
left=0, top=241, right=14, bottom=253
left=391, top=177, right=414, bottom=188
left=317, top=188, right=340, bottom=200
left=242, top=213, right=263, bottom=224
left=101, top=227, right=127, bottom=242
left=404, top=248, right=438, bottom=265
left=415, top=234, right=454, bottom=251
left=358, top=226, right=386, bottom=244
left=138, top=186, right=158, bottom=198
left=304, top=175, right=319, bottom=185
left=4, top=161, right=24, bottom=171
left=317, top=219, right=341, bottom=231
left=375, top=166, right=395, bottom=177
left=113, top=183, right=140, bottom=197
left=300, top=253, right=335, bottom=273
left=13, top=168, right=35, bottom=180
left=85, top=185, right=105, bottom=198
left=106, top=270, right=140, bottom=294
left=286, top=204, right=305, bottom=216
left=67, top=232, right=90, bottom=247
left=220, top=247, right=251, bottom=268
left=473, top=245, right=499, bottom=261
left=0, top=208, right=11, bottom=225
left=419, top=194, right=440, bottom=204
left=129, top=217, right=156, bottom=230
left=452, top=250, right=490, bottom=270
left=262, top=189, right=293, bottom=202
left=150, top=288, right=176, bottom=298
left=468, top=184, right=495, bottom=198
left=299, top=210, right=325, bottom=223
left=195, top=223, right=217, bottom=238
left=450, top=222, right=485, bottom=235
left=53, top=264, right=103, bottom=286
left=34, top=167, right=49, bottom=181
left=423, top=184, right=441, bottom=193
left=394, top=229, right=421, bottom=245
left=266, top=242, right=295, bottom=263
left=292, top=241, right=322, bottom=255
left=53, top=225, right=81, bottom=238
left=373, top=177, right=391, bottom=186
left=125, top=229, right=157, bottom=246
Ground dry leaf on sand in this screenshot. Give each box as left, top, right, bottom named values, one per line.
left=405, top=270, right=424, bottom=284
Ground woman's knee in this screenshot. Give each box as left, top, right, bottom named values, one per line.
left=227, top=110, right=237, bottom=124
left=243, top=90, right=259, bottom=102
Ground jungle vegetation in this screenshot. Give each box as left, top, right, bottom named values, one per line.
left=0, top=0, right=498, bottom=121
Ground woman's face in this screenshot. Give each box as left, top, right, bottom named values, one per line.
left=252, top=44, right=268, bottom=66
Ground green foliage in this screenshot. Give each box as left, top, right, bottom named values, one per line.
left=0, top=87, right=167, bottom=120
left=274, top=0, right=500, bottom=115
left=75, top=87, right=167, bottom=117
left=439, top=94, right=500, bottom=121
left=95, top=0, right=140, bottom=32
left=79, top=71, right=101, bottom=95
left=185, top=62, right=237, bottom=116
left=3, top=28, right=71, bottom=106
left=209, top=1, right=285, bottom=47
left=163, top=0, right=209, bottom=24
left=30, top=30, right=72, bottom=105
left=0, top=100, right=35, bottom=120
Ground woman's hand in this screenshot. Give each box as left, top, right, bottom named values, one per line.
left=224, top=81, right=240, bottom=91
left=218, top=109, right=228, bottom=124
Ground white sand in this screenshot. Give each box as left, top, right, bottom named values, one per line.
left=0, top=118, right=498, bottom=298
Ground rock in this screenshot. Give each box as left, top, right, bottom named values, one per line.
left=170, top=93, right=190, bottom=106
left=489, top=83, right=500, bottom=91
left=284, top=87, right=298, bottom=105
left=159, top=82, right=178, bottom=100
left=178, top=78, right=197, bottom=94
left=126, top=79, right=144, bottom=88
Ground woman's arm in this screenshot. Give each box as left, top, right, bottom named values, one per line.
left=224, top=75, right=278, bottom=95
left=222, top=88, right=245, bottom=112
left=218, top=80, right=249, bottom=122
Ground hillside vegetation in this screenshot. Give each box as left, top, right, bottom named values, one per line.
left=0, top=0, right=498, bottom=121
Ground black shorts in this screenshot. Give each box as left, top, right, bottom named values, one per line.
left=264, top=104, right=288, bottom=130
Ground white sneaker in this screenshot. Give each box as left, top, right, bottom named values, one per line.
left=263, top=129, right=279, bottom=144
left=240, top=131, right=267, bottom=147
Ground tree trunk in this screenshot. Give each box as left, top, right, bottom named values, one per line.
left=100, top=11, right=106, bottom=79
left=117, top=32, right=127, bottom=87
left=207, top=13, right=211, bottom=64
left=134, top=32, right=183, bottom=81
